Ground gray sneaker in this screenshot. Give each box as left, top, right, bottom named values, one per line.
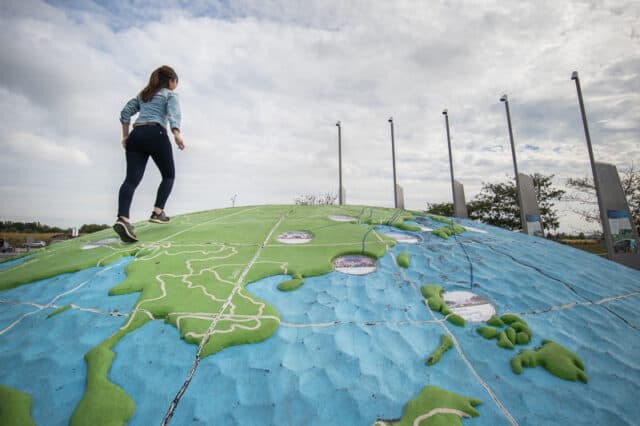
left=149, top=210, right=170, bottom=224
left=113, top=219, right=138, bottom=243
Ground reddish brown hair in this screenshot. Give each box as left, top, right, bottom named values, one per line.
left=140, top=65, right=178, bottom=102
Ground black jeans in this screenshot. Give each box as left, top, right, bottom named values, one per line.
left=118, top=125, right=175, bottom=218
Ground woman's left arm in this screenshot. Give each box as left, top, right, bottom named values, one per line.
left=167, top=92, right=184, bottom=150
left=167, top=92, right=182, bottom=133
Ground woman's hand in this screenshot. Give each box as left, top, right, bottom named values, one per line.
left=173, top=131, right=185, bottom=150
left=121, top=136, right=128, bottom=149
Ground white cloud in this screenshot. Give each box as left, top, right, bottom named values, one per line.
left=5, top=132, right=92, bottom=166
left=0, top=0, right=638, bottom=231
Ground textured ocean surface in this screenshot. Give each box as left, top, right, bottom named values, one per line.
left=0, top=257, right=137, bottom=426
left=1, top=216, right=639, bottom=425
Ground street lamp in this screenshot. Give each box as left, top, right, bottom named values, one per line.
left=336, top=121, right=343, bottom=205
left=571, top=71, right=610, bottom=255
left=500, top=94, right=526, bottom=231
left=442, top=109, right=456, bottom=212
left=388, top=117, right=398, bottom=208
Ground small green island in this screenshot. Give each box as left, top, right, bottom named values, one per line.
left=476, top=313, right=587, bottom=383
left=421, top=284, right=465, bottom=327
left=374, top=385, right=482, bottom=426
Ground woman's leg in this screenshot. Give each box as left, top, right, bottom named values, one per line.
left=118, top=149, right=150, bottom=219
left=150, top=133, right=175, bottom=211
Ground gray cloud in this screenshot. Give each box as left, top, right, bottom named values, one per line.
left=0, top=0, right=638, bottom=232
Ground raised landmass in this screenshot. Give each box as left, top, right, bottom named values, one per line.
left=511, top=340, right=588, bottom=383
left=420, top=284, right=465, bottom=327
left=0, top=385, right=36, bottom=426
left=397, top=252, right=410, bottom=268
left=0, top=205, right=420, bottom=425
left=428, top=215, right=466, bottom=240
left=277, top=273, right=304, bottom=291
left=476, top=312, right=587, bottom=383
left=426, top=334, right=454, bottom=366
left=46, top=304, right=72, bottom=319
left=374, top=385, right=482, bottom=426
left=477, top=313, right=531, bottom=349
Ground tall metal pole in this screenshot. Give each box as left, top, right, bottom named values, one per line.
left=442, top=109, right=456, bottom=209
left=500, top=94, right=526, bottom=231
left=336, top=121, right=343, bottom=205
left=388, top=117, right=398, bottom=208
left=571, top=71, right=611, bottom=256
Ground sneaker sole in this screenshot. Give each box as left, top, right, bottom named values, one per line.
left=113, top=223, right=138, bottom=243
left=149, top=219, right=170, bottom=224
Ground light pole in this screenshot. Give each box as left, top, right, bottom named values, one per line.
left=336, top=121, right=343, bottom=205
left=500, top=94, right=526, bottom=231
left=442, top=109, right=456, bottom=211
left=571, top=71, right=611, bottom=255
left=388, top=117, right=398, bottom=208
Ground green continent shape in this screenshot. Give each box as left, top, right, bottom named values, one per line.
left=501, top=313, right=524, bottom=325
left=277, top=277, right=304, bottom=291
left=426, top=335, right=454, bottom=365
left=447, top=314, right=465, bottom=327
left=511, top=340, right=588, bottom=383
left=397, top=252, right=410, bottom=268
left=427, top=215, right=466, bottom=240
left=497, top=331, right=515, bottom=349
left=420, top=284, right=456, bottom=318
left=477, top=326, right=497, bottom=339
left=486, top=315, right=504, bottom=327
left=0, top=205, right=416, bottom=423
left=379, top=385, right=481, bottom=426
left=0, top=385, right=36, bottom=426
left=46, top=304, right=72, bottom=319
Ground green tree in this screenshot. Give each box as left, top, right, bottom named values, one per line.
left=294, top=193, right=337, bottom=205
left=566, top=164, right=640, bottom=227
left=425, top=202, right=454, bottom=217
left=469, top=173, right=565, bottom=232
left=79, top=224, right=110, bottom=234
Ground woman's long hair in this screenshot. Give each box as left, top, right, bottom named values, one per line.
left=140, top=65, right=178, bottom=102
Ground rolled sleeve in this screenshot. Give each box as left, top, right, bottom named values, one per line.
left=167, top=92, right=182, bottom=131
left=120, top=97, right=140, bottom=124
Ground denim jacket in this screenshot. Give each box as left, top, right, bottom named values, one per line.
left=119, top=88, right=181, bottom=131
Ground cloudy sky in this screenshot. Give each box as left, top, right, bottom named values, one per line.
left=1, top=0, right=638, bottom=232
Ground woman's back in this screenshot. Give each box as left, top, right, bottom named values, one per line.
left=120, top=88, right=181, bottom=130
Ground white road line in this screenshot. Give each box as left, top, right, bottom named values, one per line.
left=157, top=206, right=260, bottom=243
left=280, top=319, right=445, bottom=328
left=0, top=263, right=120, bottom=336
left=518, top=291, right=640, bottom=316
left=412, top=408, right=470, bottom=426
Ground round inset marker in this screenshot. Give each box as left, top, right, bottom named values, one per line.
left=82, top=238, right=119, bottom=250
left=442, top=291, right=496, bottom=322
left=384, top=232, right=418, bottom=244
left=277, top=231, right=313, bottom=244
left=333, top=255, right=377, bottom=275
left=329, top=215, right=356, bottom=222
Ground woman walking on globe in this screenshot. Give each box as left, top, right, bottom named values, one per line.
left=113, top=65, right=185, bottom=243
